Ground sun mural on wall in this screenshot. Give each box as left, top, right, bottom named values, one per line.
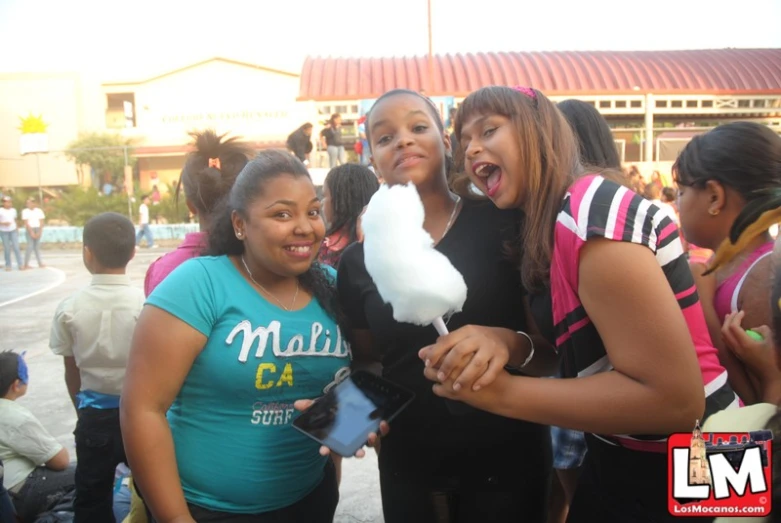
left=18, top=114, right=49, bottom=134
left=18, top=113, right=49, bottom=155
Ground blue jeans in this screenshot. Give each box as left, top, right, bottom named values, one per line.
left=136, top=224, right=154, bottom=247
left=11, top=465, right=76, bottom=522
left=551, top=426, right=587, bottom=469
left=0, top=459, right=17, bottom=523
left=0, top=230, right=23, bottom=269
left=24, top=227, right=43, bottom=267
left=327, top=146, right=345, bottom=168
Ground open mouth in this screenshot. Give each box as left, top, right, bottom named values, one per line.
left=473, top=162, right=502, bottom=197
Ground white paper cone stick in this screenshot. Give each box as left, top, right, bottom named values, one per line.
left=432, top=316, right=449, bottom=336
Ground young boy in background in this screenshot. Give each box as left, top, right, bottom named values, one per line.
left=50, top=212, right=144, bottom=523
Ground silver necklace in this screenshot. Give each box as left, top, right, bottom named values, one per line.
left=241, top=256, right=299, bottom=311
left=436, top=195, right=462, bottom=245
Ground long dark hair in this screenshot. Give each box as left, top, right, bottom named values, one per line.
left=207, top=149, right=341, bottom=322
left=177, top=130, right=252, bottom=218
left=673, top=122, right=781, bottom=274
left=453, top=86, right=581, bottom=291
left=558, top=99, right=621, bottom=170
left=324, top=164, right=379, bottom=244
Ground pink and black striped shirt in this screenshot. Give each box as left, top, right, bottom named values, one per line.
left=550, top=175, right=739, bottom=452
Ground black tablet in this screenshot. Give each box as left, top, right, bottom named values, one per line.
left=292, top=370, right=415, bottom=457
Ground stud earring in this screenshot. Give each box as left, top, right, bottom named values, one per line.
left=708, top=209, right=720, bottom=216
left=235, top=231, right=243, bottom=238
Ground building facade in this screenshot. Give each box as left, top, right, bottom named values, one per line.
left=0, top=72, right=105, bottom=189
left=298, top=49, right=781, bottom=174
left=103, top=58, right=313, bottom=193
left=2, top=49, right=779, bottom=190
left=0, top=58, right=314, bottom=191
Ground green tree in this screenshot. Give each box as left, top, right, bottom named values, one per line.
left=64, top=132, right=137, bottom=187
left=150, top=183, right=194, bottom=224
left=47, top=186, right=129, bottom=226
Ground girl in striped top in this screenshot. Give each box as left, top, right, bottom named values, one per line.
left=420, top=86, right=738, bottom=522
left=675, top=122, right=781, bottom=405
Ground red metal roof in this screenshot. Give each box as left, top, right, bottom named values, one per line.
left=298, top=49, right=781, bottom=101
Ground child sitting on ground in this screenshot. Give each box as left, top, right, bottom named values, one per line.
left=0, top=351, right=74, bottom=522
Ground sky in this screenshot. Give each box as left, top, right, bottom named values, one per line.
left=0, top=0, right=779, bottom=82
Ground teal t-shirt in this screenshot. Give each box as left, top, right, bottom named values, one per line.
left=146, top=256, right=351, bottom=514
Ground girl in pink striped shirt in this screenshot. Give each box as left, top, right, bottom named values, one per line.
left=420, top=86, right=737, bottom=522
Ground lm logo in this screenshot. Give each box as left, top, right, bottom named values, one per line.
left=667, top=422, right=773, bottom=517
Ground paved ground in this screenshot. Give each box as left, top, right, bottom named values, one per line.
left=0, top=248, right=384, bottom=522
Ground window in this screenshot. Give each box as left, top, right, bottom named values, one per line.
left=105, top=93, right=136, bottom=129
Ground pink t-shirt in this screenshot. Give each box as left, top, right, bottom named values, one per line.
left=550, top=175, right=739, bottom=452
left=144, top=232, right=208, bottom=297
left=713, top=241, right=774, bottom=322
left=318, top=230, right=351, bottom=268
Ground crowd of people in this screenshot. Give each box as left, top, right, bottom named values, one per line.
left=2, top=86, right=781, bottom=523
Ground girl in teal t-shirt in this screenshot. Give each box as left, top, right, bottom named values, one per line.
left=121, top=150, right=351, bottom=522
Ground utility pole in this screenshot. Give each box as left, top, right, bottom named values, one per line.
left=124, top=145, right=132, bottom=219
left=35, top=153, right=43, bottom=205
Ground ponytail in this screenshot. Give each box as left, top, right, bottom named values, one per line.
left=178, top=130, right=252, bottom=218
left=706, top=191, right=781, bottom=274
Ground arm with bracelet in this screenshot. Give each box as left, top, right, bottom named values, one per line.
left=419, top=306, right=559, bottom=394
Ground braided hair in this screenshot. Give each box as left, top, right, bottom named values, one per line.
left=324, top=164, right=379, bottom=244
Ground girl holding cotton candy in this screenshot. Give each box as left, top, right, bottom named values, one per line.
left=419, top=86, right=739, bottom=523
left=337, top=89, right=553, bottom=522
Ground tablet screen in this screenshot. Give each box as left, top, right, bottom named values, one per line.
left=293, top=372, right=414, bottom=455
